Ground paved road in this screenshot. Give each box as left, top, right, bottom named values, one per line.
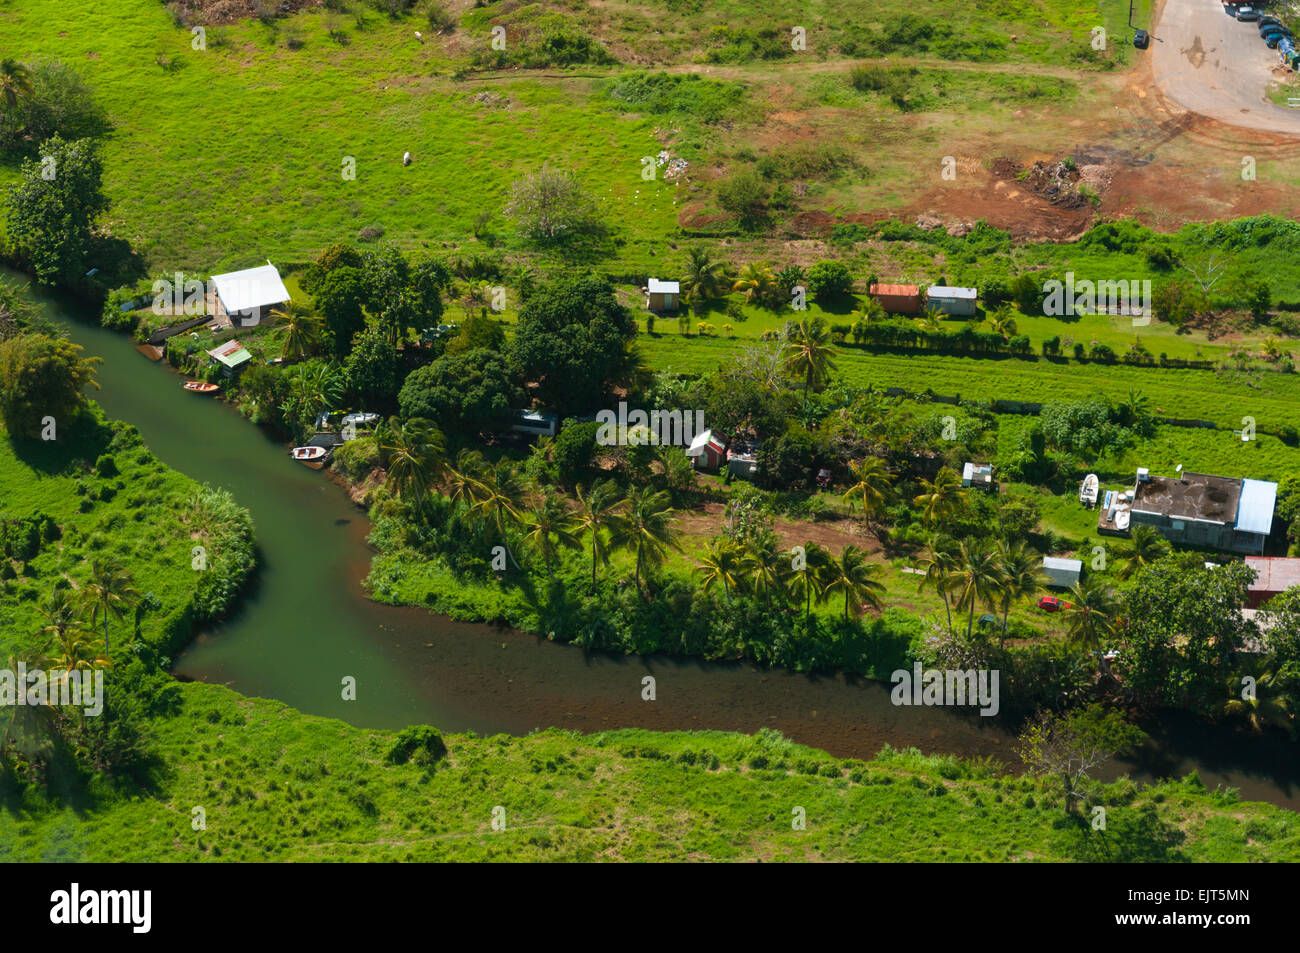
left=1151, top=0, right=1300, bottom=133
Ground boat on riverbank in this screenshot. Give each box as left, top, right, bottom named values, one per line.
left=182, top=380, right=219, bottom=394
left=290, top=445, right=329, bottom=468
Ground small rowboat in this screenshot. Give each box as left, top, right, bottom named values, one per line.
left=290, top=446, right=328, bottom=468
left=1079, top=473, right=1099, bottom=507
left=182, top=381, right=219, bottom=394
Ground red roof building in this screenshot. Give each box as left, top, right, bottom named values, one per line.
left=1245, top=556, right=1300, bottom=608
left=868, top=283, right=922, bottom=315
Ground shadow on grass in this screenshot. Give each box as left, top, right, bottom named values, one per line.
left=7, top=411, right=110, bottom=475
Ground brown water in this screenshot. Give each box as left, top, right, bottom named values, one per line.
left=13, top=269, right=1298, bottom=810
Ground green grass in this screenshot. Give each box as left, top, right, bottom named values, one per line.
left=3, top=680, right=1295, bottom=861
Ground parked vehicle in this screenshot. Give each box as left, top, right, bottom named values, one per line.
left=1267, top=33, right=1287, bottom=48
left=1133, top=29, right=1150, bottom=49
left=1261, top=24, right=1291, bottom=39
left=1236, top=7, right=1261, bottom=21
left=1037, top=596, right=1067, bottom=613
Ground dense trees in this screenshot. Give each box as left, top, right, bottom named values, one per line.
left=509, top=273, right=637, bottom=416
left=0, top=332, right=100, bottom=438
left=5, top=135, right=109, bottom=284
left=398, top=348, right=520, bottom=435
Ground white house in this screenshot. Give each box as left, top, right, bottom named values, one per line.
left=211, top=261, right=291, bottom=327
left=646, top=278, right=680, bottom=312
left=1042, top=556, right=1082, bottom=589
left=926, top=285, right=978, bottom=317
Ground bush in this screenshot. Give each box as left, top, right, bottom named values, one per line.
left=714, top=167, right=771, bottom=231
left=805, top=261, right=854, bottom=302
left=386, top=726, right=448, bottom=767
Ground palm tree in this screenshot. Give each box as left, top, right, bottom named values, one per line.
left=918, top=534, right=958, bottom=634
left=1223, top=662, right=1295, bottom=740
left=791, top=542, right=832, bottom=623
left=609, top=487, right=680, bottom=597
left=45, top=624, right=108, bottom=675
left=521, top=494, right=581, bottom=579
left=37, top=589, right=81, bottom=648
left=574, top=480, right=625, bottom=587
left=842, top=457, right=893, bottom=526
left=680, top=246, right=731, bottom=307
left=274, top=308, right=322, bottom=362
left=783, top=317, right=837, bottom=401
left=913, top=467, right=965, bottom=527
left=740, top=539, right=793, bottom=610
left=446, top=449, right=488, bottom=511
left=381, top=417, right=445, bottom=506
left=732, top=262, right=779, bottom=308
left=0, top=59, right=33, bottom=111
left=1062, top=577, right=1119, bottom=651
left=948, top=538, right=1003, bottom=639
left=80, top=559, right=139, bottom=659
left=850, top=297, right=887, bottom=327
left=1116, top=524, right=1169, bottom=580
left=697, top=538, right=745, bottom=605
left=470, top=460, right=528, bottom=567
left=821, top=545, right=885, bottom=620
left=995, top=540, right=1043, bottom=646
left=987, top=303, right=1018, bottom=339
left=918, top=306, right=945, bottom=333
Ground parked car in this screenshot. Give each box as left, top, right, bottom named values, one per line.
left=1237, top=7, right=1261, bottom=21
left=1259, top=15, right=1283, bottom=29
left=1037, top=596, right=1065, bottom=612
left=1133, top=29, right=1150, bottom=49
left=1267, top=33, right=1288, bottom=48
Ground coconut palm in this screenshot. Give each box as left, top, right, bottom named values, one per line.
left=1116, top=524, right=1169, bottom=580
left=45, top=624, right=108, bottom=675
left=521, top=494, right=581, bottom=579
left=947, top=538, right=1003, bottom=639
left=1062, top=577, right=1119, bottom=651
left=918, top=533, right=959, bottom=635
left=842, top=457, right=893, bottom=526
left=470, top=460, right=527, bottom=548
left=790, top=542, right=832, bottom=623
left=37, top=589, right=82, bottom=648
left=987, top=303, right=1018, bottom=339
left=697, top=538, right=746, bottom=605
left=0, top=59, right=32, bottom=111
left=913, top=467, right=965, bottom=527
left=740, top=539, right=793, bottom=609
left=446, top=449, right=488, bottom=511
left=732, top=262, right=780, bottom=308
left=274, top=308, right=322, bottom=362
left=918, top=306, right=945, bottom=333
left=850, top=297, right=887, bottom=326
left=574, top=479, right=625, bottom=587
left=783, top=317, right=837, bottom=401
left=680, top=246, right=732, bottom=307
left=80, top=559, right=139, bottom=659
left=821, top=545, right=885, bottom=620
left=381, top=417, right=445, bottom=507
left=1223, top=662, right=1295, bottom=740
left=609, top=486, right=680, bottom=597
left=994, top=540, right=1043, bottom=646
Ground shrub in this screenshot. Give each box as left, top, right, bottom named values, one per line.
left=805, top=260, right=854, bottom=302
left=386, top=726, right=448, bottom=766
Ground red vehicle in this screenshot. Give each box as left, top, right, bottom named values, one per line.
left=1038, top=596, right=1068, bottom=612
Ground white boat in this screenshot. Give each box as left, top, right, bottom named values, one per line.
left=1115, top=508, right=1130, bottom=532
left=1079, top=473, right=1099, bottom=507
left=290, top=446, right=328, bottom=468
left=341, top=412, right=380, bottom=429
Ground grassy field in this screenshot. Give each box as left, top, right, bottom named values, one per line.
left=3, top=678, right=1296, bottom=862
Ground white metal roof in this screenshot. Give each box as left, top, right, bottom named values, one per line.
left=211, top=261, right=290, bottom=313
left=686, top=428, right=713, bottom=455
left=1236, top=478, right=1278, bottom=535
left=926, top=286, right=977, bottom=299
left=1042, top=557, right=1083, bottom=572
left=647, top=278, right=680, bottom=294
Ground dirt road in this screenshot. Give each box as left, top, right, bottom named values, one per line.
left=1152, top=0, right=1300, bottom=134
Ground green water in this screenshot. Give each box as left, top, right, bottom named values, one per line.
left=9, top=268, right=1299, bottom=809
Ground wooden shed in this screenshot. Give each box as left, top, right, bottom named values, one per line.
left=868, top=283, right=922, bottom=315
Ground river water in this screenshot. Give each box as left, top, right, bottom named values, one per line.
left=9, top=268, right=1298, bottom=809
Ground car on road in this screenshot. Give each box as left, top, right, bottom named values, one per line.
left=1037, top=596, right=1067, bottom=612
left=1236, top=7, right=1261, bottom=21
left=1133, top=29, right=1150, bottom=49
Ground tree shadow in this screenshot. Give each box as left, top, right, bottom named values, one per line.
left=8, top=411, right=109, bottom=474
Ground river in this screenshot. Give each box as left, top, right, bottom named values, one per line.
left=8, top=267, right=1298, bottom=810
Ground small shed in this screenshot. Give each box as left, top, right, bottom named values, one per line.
left=685, top=428, right=726, bottom=471
left=961, top=462, right=994, bottom=489
left=646, top=278, right=680, bottom=312
left=1245, top=556, right=1300, bottom=608
left=727, top=441, right=759, bottom=480
left=211, top=261, right=291, bottom=328
left=868, top=283, right=922, bottom=315
left=926, top=285, right=978, bottom=317
left=206, top=339, right=252, bottom=376
left=1042, top=556, right=1082, bottom=589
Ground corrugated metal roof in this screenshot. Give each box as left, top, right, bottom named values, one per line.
left=926, top=286, right=978, bottom=299
left=1236, top=478, right=1277, bottom=535
left=211, top=262, right=290, bottom=314
left=869, top=283, right=920, bottom=297
left=207, top=340, right=252, bottom=368
left=647, top=278, right=680, bottom=293
left=1245, top=557, right=1300, bottom=592
left=1042, top=557, right=1083, bottom=572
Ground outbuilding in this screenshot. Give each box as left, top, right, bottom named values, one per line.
left=962, top=462, right=994, bottom=489
left=1042, top=556, right=1082, bottom=589
left=868, top=283, right=922, bottom=315
left=646, top=278, right=680, bottom=312
left=211, top=261, right=291, bottom=328
left=926, top=285, right=978, bottom=317
left=685, top=428, right=726, bottom=471
left=206, top=339, right=252, bottom=376
left=1244, top=556, right=1300, bottom=608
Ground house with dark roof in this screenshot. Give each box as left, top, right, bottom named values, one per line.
left=1127, top=468, right=1277, bottom=555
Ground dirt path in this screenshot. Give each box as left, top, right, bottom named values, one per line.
left=1151, top=0, right=1300, bottom=135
